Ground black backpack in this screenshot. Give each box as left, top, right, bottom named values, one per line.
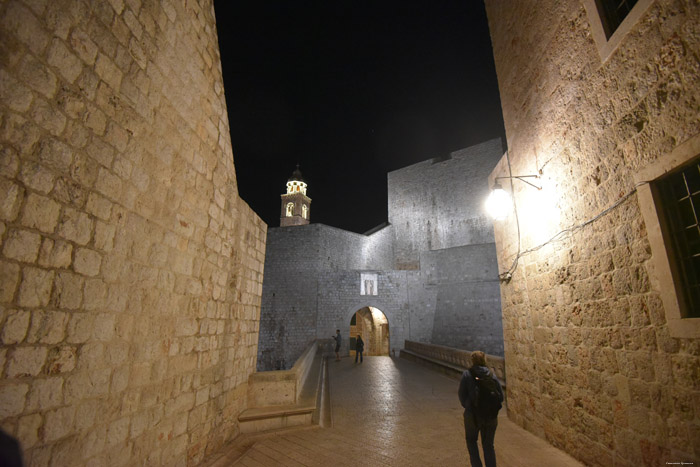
left=470, top=369, right=502, bottom=419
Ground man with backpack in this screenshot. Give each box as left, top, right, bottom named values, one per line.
left=458, top=351, right=504, bottom=467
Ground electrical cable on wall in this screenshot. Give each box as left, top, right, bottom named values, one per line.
left=497, top=150, right=650, bottom=282
left=499, top=150, right=522, bottom=282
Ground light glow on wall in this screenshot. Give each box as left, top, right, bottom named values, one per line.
left=520, top=179, right=560, bottom=245
left=369, top=306, right=388, bottom=324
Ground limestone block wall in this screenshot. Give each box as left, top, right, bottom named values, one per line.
left=0, top=0, right=266, bottom=465
left=424, top=244, right=504, bottom=354
left=258, top=221, right=505, bottom=370
left=259, top=140, right=509, bottom=370
left=388, top=138, right=503, bottom=270
left=485, top=0, right=699, bottom=465
left=314, top=269, right=411, bottom=356
left=257, top=224, right=408, bottom=370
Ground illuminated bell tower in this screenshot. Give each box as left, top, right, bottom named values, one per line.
left=280, top=165, right=311, bottom=227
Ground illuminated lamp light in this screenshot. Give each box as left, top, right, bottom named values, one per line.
left=485, top=181, right=512, bottom=220
left=486, top=175, right=541, bottom=220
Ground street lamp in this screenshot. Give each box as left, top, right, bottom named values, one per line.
left=485, top=181, right=512, bottom=220
left=486, top=175, right=541, bottom=220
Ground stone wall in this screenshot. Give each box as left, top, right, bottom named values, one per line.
left=425, top=244, right=504, bottom=354
left=258, top=141, right=507, bottom=370
left=257, top=224, right=415, bottom=370
left=388, top=138, right=502, bottom=269
left=485, top=0, right=699, bottom=465
left=0, top=0, right=266, bottom=465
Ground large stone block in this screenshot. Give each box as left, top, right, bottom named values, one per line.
left=2, top=229, right=41, bottom=263
left=0, top=383, right=29, bottom=418
left=21, top=193, right=61, bottom=233
left=17, top=267, right=54, bottom=307
left=6, top=346, right=48, bottom=378
left=38, top=238, right=73, bottom=269
left=0, top=261, right=21, bottom=303
left=1, top=310, right=30, bottom=344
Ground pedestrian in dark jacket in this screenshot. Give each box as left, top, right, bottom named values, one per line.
left=332, top=329, right=341, bottom=361
left=355, top=335, right=364, bottom=363
left=458, top=351, right=504, bottom=467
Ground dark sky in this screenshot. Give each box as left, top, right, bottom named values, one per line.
left=213, top=1, right=505, bottom=234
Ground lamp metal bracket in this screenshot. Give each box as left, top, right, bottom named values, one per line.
left=494, top=174, right=542, bottom=190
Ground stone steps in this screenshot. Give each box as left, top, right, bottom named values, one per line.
left=238, top=404, right=317, bottom=434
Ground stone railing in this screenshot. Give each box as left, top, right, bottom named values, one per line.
left=247, top=340, right=320, bottom=407
left=402, top=340, right=506, bottom=386
left=237, top=340, right=326, bottom=435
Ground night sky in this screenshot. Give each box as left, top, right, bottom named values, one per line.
left=213, top=1, right=505, bottom=234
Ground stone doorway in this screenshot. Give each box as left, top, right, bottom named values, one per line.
left=349, top=307, right=390, bottom=357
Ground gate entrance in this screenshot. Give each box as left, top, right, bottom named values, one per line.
left=349, top=306, right=389, bottom=357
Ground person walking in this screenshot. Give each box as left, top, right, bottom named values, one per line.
left=354, top=335, right=364, bottom=363
left=332, top=329, right=341, bottom=361
left=458, top=351, right=504, bottom=467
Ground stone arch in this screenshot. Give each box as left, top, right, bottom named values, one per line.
left=342, top=301, right=393, bottom=326
left=345, top=304, right=390, bottom=357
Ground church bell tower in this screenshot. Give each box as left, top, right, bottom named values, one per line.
left=280, top=165, right=311, bottom=227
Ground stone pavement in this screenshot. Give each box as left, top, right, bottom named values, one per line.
left=205, top=356, right=583, bottom=466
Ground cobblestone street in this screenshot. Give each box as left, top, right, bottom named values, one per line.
left=208, top=356, right=583, bottom=466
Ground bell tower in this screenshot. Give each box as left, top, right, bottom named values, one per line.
left=280, top=165, right=311, bottom=227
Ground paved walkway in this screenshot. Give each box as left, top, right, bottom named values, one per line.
left=206, top=356, right=583, bottom=466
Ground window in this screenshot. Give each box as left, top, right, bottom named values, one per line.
left=636, top=134, right=700, bottom=337
left=286, top=202, right=294, bottom=217
left=302, top=205, right=308, bottom=219
left=594, top=0, right=639, bottom=39
left=655, top=159, right=700, bottom=317
left=582, top=0, right=653, bottom=62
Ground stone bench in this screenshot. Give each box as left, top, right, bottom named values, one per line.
left=400, top=340, right=506, bottom=391
left=238, top=340, right=326, bottom=434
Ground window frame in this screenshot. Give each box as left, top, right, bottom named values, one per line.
left=582, top=0, right=654, bottom=62
left=636, top=134, right=700, bottom=338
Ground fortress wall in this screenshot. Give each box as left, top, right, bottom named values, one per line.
left=388, top=138, right=503, bottom=269
left=258, top=223, right=429, bottom=370
left=259, top=139, right=509, bottom=371
left=486, top=0, right=700, bottom=464
left=259, top=201, right=505, bottom=370
left=315, top=270, right=411, bottom=355
left=256, top=226, right=321, bottom=370
left=0, top=0, right=266, bottom=465
left=362, top=224, right=394, bottom=270
left=424, top=243, right=504, bottom=355
left=257, top=224, right=369, bottom=370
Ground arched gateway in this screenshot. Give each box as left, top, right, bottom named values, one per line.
left=349, top=306, right=390, bottom=357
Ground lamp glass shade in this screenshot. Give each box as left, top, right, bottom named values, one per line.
left=486, top=187, right=512, bottom=220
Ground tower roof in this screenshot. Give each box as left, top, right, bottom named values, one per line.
left=287, top=165, right=306, bottom=183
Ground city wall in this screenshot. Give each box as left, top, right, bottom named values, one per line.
left=258, top=141, right=505, bottom=370
left=0, top=0, right=266, bottom=465
left=485, top=0, right=700, bottom=464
